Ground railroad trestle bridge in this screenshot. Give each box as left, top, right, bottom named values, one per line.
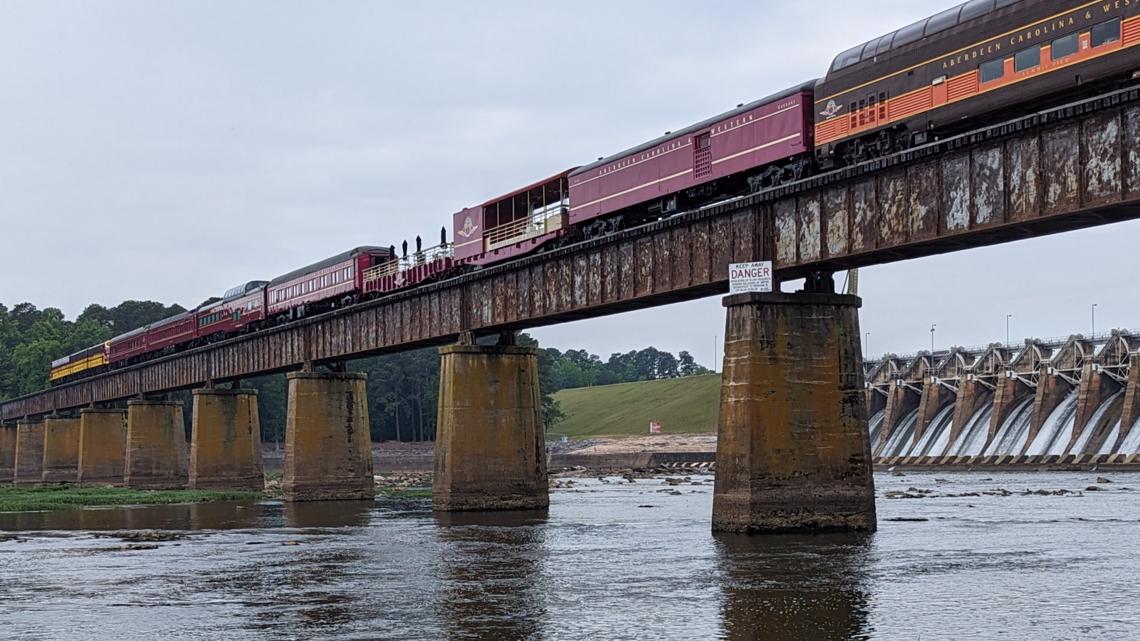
left=4, top=87, right=1140, bottom=529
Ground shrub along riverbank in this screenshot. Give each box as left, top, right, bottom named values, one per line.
left=0, top=486, right=263, bottom=513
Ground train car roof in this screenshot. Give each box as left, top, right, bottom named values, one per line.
left=828, top=0, right=1022, bottom=75
left=571, top=80, right=818, bottom=176
left=269, top=246, right=390, bottom=286
left=110, top=310, right=194, bottom=343
left=475, top=169, right=578, bottom=209
left=222, top=280, right=269, bottom=301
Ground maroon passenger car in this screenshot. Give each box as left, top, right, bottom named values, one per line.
left=195, top=280, right=269, bottom=340
left=266, top=246, right=391, bottom=320
left=108, top=311, right=199, bottom=364
left=568, top=82, right=816, bottom=228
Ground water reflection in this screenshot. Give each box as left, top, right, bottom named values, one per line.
left=242, top=501, right=378, bottom=637
left=434, top=510, right=550, bottom=641
left=0, top=500, right=274, bottom=532
left=714, top=533, right=874, bottom=641
left=283, top=500, right=374, bottom=529
left=189, top=501, right=261, bottom=530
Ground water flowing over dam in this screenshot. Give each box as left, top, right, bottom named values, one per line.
left=866, top=330, right=1140, bottom=467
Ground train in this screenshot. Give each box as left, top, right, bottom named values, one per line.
left=51, top=0, right=1140, bottom=384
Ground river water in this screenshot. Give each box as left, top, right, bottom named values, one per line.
left=1, top=471, right=1138, bottom=640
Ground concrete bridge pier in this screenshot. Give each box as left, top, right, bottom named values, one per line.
left=41, top=415, right=81, bottom=484
left=283, top=372, right=374, bottom=502
left=77, top=408, right=127, bottom=486
left=433, top=342, right=549, bottom=512
left=712, top=292, right=876, bottom=534
left=190, top=389, right=264, bottom=491
left=14, top=419, right=45, bottom=485
left=0, top=423, right=16, bottom=483
left=125, top=400, right=189, bottom=489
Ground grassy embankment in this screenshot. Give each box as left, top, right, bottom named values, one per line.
left=0, top=486, right=263, bottom=513
left=551, top=374, right=721, bottom=438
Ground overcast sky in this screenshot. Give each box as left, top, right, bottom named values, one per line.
left=2, top=1, right=1139, bottom=369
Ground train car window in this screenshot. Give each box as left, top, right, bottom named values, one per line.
left=1092, top=18, right=1121, bottom=48
left=874, top=33, right=894, bottom=57
left=924, top=7, right=962, bottom=37
left=832, top=43, right=866, bottom=71
left=862, top=34, right=892, bottom=61
left=960, top=0, right=994, bottom=22
left=994, top=0, right=1018, bottom=7
left=893, top=20, right=926, bottom=47
left=1051, top=33, right=1079, bottom=60
left=979, top=58, right=1005, bottom=83
left=1014, top=46, right=1041, bottom=72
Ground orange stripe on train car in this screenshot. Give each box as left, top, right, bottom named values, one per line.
left=815, top=17, right=1140, bottom=147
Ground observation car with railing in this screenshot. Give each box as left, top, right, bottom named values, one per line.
left=363, top=232, right=454, bottom=296
left=451, top=170, right=575, bottom=266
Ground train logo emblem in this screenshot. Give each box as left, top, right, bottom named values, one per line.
left=457, top=215, right=479, bottom=239
left=819, top=100, right=842, bottom=119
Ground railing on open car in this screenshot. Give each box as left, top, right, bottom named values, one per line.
left=363, top=244, right=455, bottom=283
left=484, top=206, right=567, bottom=252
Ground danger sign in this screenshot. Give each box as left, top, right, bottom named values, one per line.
left=729, top=261, right=773, bottom=294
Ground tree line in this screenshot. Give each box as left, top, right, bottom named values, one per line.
left=0, top=300, right=710, bottom=442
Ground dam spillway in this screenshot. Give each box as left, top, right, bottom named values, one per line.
left=865, top=330, right=1140, bottom=467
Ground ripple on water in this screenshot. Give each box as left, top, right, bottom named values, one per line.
left=0, top=472, right=1137, bottom=640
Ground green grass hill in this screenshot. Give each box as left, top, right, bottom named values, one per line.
left=551, top=374, right=721, bottom=438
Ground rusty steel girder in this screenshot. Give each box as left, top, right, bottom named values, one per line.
left=5, top=88, right=1140, bottom=421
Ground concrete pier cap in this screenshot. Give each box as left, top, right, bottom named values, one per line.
left=77, top=408, right=127, bottom=486
left=712, top=291, right=877, bottom=534
left=41, top=415, right=81, bottom=484
left=283, top=371, right=375, bottom=502
left=124, top=399, right=189, bottom=490
left=190, top=388, right=264, bottom=492
left=0, top=422, right=17, bottom=483
left=433, top=343, right=549, bottom=512
left=14, top=418, right=46, bottom=486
